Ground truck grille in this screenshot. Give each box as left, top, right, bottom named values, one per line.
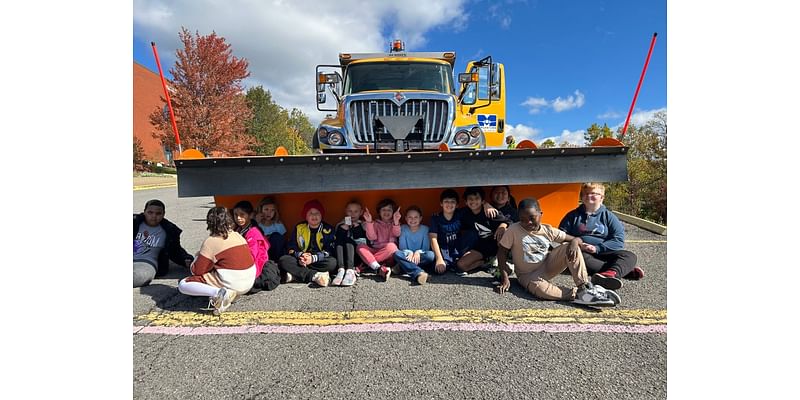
left=348, top=99, right=449, bottom=144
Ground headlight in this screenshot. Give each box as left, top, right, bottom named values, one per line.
left=470, top=127, right=481, bottom=138
left=318, top=128, right=328, bottom=138
left=454, top=131, right=471, bottom=145
left=327, top=131, right=344, bottom=146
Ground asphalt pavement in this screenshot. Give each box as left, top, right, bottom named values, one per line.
left=133, top=186, right=667, bottom=400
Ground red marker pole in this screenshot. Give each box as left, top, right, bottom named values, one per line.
left=620, top=32, right=657, bottom=138
left=151, top=42, right=183, bottom=156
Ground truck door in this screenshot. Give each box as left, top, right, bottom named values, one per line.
left=460, top=57, right=506, bottom=148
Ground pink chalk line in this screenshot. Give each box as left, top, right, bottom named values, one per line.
left=133, top=322, right=667, bottom=336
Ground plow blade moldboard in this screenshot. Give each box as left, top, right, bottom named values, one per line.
left=175, top=147, right=628, bottom=197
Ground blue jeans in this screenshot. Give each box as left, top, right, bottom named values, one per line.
left=393, top=250, right=435, bottom=279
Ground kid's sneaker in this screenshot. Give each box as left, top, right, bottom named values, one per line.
left=282, top=271, right=294, bottom=284
left=594, top=285, right=622, bottom=306
left=378, top=265, right=391, bottom=281
left=625, top=266, right=645, bottom=280
left=573, top=283, right=615, bottom=308
left=312, top=271, right=330, bottom=287
left=342, top=269, right=357, bottom=286
left=210, top=287, right=236, bottom=316
left=591, top=270, right=623, bottom=290
left=417, top=272, right=429, bottom=285
left=332, top=268, right=346, bottom=286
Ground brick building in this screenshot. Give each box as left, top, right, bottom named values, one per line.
left=133, top=61, right=173, bottom=164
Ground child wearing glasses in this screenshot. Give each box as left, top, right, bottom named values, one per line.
left=558, top=182, right=643, bottom=291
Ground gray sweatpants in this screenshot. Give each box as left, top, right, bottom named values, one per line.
left=133, top=262, right=157, bottom=287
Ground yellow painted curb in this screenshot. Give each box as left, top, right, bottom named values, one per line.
left=135, top=308, right=667, bottom=327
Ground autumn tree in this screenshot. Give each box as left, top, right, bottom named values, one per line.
left=603, top=110, right=667, bottom=224
left=149, top=27, right=254, bottom=157
left=539, top=138, right=556, bottom=148
left=245, top=86, right=312, bottom=155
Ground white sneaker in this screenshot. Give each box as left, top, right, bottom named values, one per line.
left=594, top=285, right=621, bottom=306
left=210, top=287, right=236, bottom=315
left=312, top=271, right=330, bottom=287
left=341, top=269, right=357, bottom=286
left=573, top=284, right=615, bottom=308
left=332, top=268, right=345, bottom=286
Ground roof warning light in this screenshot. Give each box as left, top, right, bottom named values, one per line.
left=390, top=39, right=405, bottom=52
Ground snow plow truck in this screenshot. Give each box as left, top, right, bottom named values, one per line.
left=174, top=40, right=628, bottom=229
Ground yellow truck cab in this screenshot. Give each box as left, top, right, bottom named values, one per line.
left=314, top=40, right=506, bottom=152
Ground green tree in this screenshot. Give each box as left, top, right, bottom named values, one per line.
left=603, top=110, right=667, bottom=224
left=288, top=108, right=315, bottom=148
left=539, top=138, right=556, bottom=148
left=583, top=123, right=614, bottom=145
left=245, top=86, right=312, bottom=155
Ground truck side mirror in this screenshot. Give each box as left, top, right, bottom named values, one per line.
left=458, top=72, right=478, bottom=84
left=319, top=73, right=341, bottom=84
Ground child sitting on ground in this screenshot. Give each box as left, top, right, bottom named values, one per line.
left=232, top=200, right=280, bottom=293
left=457, top=187, right=511, bottom=274
left=496, top=198, right=620, bottom=308
left=277, top=200, right=337, bottom=287
left=429, top=189, right=464, bottom=274
left=256, top=196, right=287, bottom=261
left=393, top=206, right=435, bottom=285
left=357, top=198, right=402, bottom=281
left=332, top=200, right=368, bottom=287
left=177, top=207, right=256, bottom=315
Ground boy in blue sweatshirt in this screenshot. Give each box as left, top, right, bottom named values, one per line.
left=558, top=183, right=643, bottom=290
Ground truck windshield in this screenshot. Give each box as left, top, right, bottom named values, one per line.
left=344, top=62, right=453, bottom=94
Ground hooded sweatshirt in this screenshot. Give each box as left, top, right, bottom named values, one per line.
left=558, top=204, right=625, bottom=254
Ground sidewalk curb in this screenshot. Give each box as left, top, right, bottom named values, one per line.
left=133, top=183, right=177, bottom=191
left=612, top=211, right=666, bottom=236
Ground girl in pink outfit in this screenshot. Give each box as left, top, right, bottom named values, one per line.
left=231, top=201, right=270, bottom=278
left=357, top=198, right=401, bottom=281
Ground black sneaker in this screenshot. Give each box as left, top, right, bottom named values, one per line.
left=573, top=284, right=615, bottom=308
left=591, top=271, right=623, bottom=290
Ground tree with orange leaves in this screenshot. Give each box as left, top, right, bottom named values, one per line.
left=150, top=27, right=254, bottom=157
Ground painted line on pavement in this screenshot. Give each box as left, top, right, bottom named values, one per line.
left=133, top=322, right=666, bottom=335
left=135, top=308, right=666, bottom=329
left=133, top=183, right=177, bottom=191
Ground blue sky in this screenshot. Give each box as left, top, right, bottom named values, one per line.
left=133, top=0, right=666, bottom=145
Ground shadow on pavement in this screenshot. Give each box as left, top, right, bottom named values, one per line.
left=139, top=283, right=210, bottom=312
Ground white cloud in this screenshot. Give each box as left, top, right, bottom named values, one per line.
left=598, top=111, right=621, bottom=119
left=539, top=129, right=586, bottom=146
left=520, top=90, right=585, bottom=114
left=520, top=97, right=548, bottom=114
left=505, top=123, right=541, bottom=142
left=629, top=107, right=667, bottom=127
left=133, top=0, right=469, bottom=125
left=611, top=107, right=667, bottom=130
left=551, top=90, right=585, bottom=112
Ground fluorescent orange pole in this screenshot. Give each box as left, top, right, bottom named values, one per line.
left=151, top=42, right=183, bottom=156
left=621, top=32, right=658, bottom=138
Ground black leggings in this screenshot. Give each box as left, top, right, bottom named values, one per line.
left=278, top=255, right=338, bottom=282
left=582, top=250, right=638, bottom=277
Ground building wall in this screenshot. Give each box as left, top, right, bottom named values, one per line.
left=133, top=62, right=170, bottom=164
